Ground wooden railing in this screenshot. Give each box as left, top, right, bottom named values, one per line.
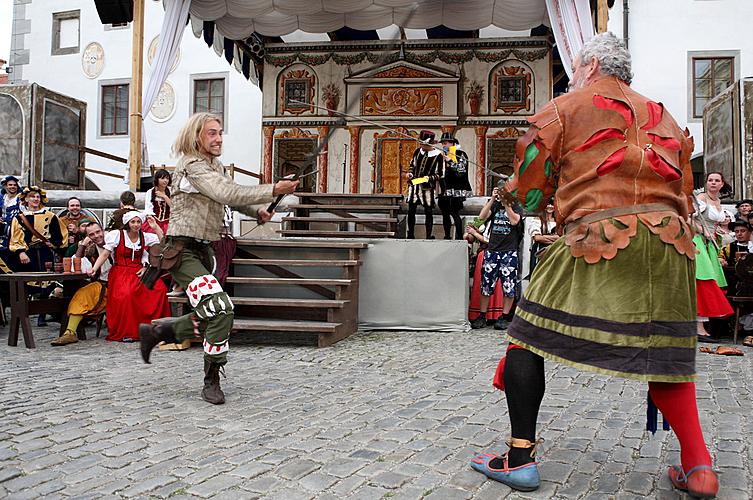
left=44, top=139, right=263, bottom=182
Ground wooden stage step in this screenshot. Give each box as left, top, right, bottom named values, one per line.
left=169, top=296, right=348, bottom=308
left=231, top=258, right=359, bottom=267
left=232, top=318, right=339, bottom=334
left=226, top=277, right=354, bottom=286
left=296, top=193, right=402, bottom=200
left=293, top=204, right=398, bottom=211
left=282, top=216, right=397, bottom=224
left=235, top=239, right=368, bottom=249
left=278, top=230, right=395, bottom=238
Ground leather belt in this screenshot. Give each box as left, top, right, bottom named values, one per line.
left=564, top=203, right=676, bottom=234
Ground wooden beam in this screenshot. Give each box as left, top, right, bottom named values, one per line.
left=597, top=0, right=609, bottom=33
left=78, top=167, right=124, bottom=179
left=45, top=139, right=127, bottom=163
left=128, top=0, right=145, bottom=190
left=231, top=164, right=263, bottom=180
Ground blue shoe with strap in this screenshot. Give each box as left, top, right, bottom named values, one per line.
left=470, top=438, right=543, bottom=491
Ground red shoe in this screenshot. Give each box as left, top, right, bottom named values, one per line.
left=668, top=465, right=718, bottom=498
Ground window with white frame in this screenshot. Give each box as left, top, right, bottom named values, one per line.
left=52, top=10, right=80, bottom=55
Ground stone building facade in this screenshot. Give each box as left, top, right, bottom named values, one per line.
left=261, top=37, right=551, bottom=196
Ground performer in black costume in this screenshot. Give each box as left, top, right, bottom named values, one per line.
left=405, top=130, right=442, bottom=239
left=437, top=132, right=473, bottom=240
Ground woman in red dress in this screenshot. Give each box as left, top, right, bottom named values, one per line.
left=89, top=211, right=171, bottom=342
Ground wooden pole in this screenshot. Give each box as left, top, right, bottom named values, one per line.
left=128, top=0, right=145, bottom=190
left=597, top=0, right=609, bottom=33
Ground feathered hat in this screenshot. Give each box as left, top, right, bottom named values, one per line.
left=19, top=185, right=49, bottom=205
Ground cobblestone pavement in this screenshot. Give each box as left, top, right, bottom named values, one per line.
left=1, top=323, right=752, bottom=499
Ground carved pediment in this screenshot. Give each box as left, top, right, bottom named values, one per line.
left=346, top=61, right=458, bottom=82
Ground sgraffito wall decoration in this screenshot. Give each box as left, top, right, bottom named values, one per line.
left=361, top=87, right=442, bottom=116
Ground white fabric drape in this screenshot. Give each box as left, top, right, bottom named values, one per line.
left=544, top=0, right=594, bottom=79
left=181, top=1, right=593, bottom=79
left=140, top=0, right=191, bottom=178
left=187, top=0, right=550, bottom=40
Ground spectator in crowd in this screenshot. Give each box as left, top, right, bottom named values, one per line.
left=735, top=199, right=753, bottom=221
left=50, top=222, right=111, bottom=346
left=144, top=169, right=172, bottom=235
left=0, top=175, right=22, bottom=249
left=718, top=219, right=752, bottom=306
left=89, top=211, right=169, bottom=342
left=9, top=186, right=68, bottom=272
left=211, top=206, right=236, bottom=288
left=692, top=172, right=734, bottom=338
left=9, top=186, right=68, bottom=326
left=526, top=200, right=559, bottom=277
left=470, top=186, right=523, bottom=330
left=59, top=197, right=96, bottom=255
left=107, top=191, right=137, bottom=230
left=406, top=130, right=442, bottom=239
left=719, top=220, right=752, bottom=266
left=466, top=218, right=506, bottom=324
left=438, top=132, right=473, bottom=240
left=717, top=210, right=735, bottom=247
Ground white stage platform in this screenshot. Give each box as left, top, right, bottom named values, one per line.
left=358, top=239, right=469, bottom=332
left=232, top=238, right=470, bottom=332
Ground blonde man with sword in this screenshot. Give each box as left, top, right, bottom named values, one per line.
left=139, top=113, right=298, bottom=405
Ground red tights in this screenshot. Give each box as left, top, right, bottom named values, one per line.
left=648, top=381, right=711, bottom=472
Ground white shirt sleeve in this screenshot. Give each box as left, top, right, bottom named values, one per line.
left=526, top=217, right=543, bottom=238
left=144, top=188, right=155, bottom=215
left=103, top=230, right=121, bottom=252
left=143, top=232, right=160, bottom=247
left=141, top=232, right=160, bottom=265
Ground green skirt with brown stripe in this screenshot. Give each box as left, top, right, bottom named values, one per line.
left=508, top=222, right=697, bottom=382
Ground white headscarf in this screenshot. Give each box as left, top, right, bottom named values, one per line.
left=122, top=210, right=143, bottom=226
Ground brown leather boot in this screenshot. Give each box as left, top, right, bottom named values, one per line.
left=202, top=359, right=225, bottom=405
left=139, top=322, right=176, bottom=363
left=51, top=330, right=78, bottom=346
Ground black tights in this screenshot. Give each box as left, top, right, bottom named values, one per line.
left=407, top=202, right=433, bottom=239
left=490, top=348, right=546, bottom=469
left=439, top=196, right=464, bottom=240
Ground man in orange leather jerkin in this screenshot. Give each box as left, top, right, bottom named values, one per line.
left=470, top=33, right=718, bottom=498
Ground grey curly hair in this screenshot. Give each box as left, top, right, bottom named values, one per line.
left=578, top=32, right=633, bottom=85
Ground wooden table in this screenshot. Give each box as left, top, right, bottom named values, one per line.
left=0, top=272, right=89, bottom=348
